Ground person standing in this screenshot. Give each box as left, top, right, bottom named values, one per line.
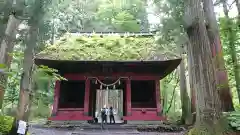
left=105, top=106, right=109, bottom=123
left=101, top=105, right=107, bottom=129
left=109, top=106, right=115, bottom=124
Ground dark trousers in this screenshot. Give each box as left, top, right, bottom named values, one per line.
left=109, top=115, right=115, bottom=124
left=101, top=115, right=107, bottom=129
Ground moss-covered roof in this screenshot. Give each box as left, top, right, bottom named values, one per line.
left=36, top=33, right=180, bottom=61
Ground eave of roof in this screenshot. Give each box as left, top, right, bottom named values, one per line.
left=34, top=58, right=182, bottom=78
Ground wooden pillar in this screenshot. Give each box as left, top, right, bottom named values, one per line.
left=126, top=78, right=131, bottom=116
left=84, top=79, right=90, bottom=116
left=155, top=80, right=162, bottom=116
left=52, top=81, right=60, bottom=116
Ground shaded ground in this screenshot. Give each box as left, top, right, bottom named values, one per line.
left=29, top=127, right=186, bottom=135
left=29, top=119, right=186, bottom=135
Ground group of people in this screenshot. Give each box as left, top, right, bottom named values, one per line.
left=100, top=105, right=115, bottom=129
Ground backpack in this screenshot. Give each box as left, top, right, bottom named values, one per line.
left=101, top=108, right=106, bottom=116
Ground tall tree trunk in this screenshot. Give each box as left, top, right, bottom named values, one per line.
left=161, top=79, right=168, bottom=114
left=179, top=57, right=192, bottom=125
left=222, top=0, right=240, bottom=104
left=203, top=0, right=234, bottom=111
left=184, top=0, right=229, bottom=133
left=236, top=0, right=240, bottom=28
left=0, top=14, right=21, bottom=109
left=10, top=23, right=38, bottom=135
left=9, top=1, right=43, bottom=134
left=0, top=0, right=14, bottom=44
left=186, top=41, right=196, bottom=122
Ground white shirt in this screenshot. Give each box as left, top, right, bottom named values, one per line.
left=105, top=108, right=109, bottom=115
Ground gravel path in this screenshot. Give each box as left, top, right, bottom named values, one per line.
left=29, top=127, right=185, bottom=135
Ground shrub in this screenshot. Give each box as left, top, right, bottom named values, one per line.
left=227, top=111, right=240, bottom=131
left=0, top=115, right=14, bottom=135
left=29, top=103, right=51, bottom=120
left=0, top=115, right=31, bottom=135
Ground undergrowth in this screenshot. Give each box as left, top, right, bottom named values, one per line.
left=187, top=107, right=240, bottom=135
left=227, top=105, right=240, bottom=131
left=187, top=117, right=232, bottom=135
left=0, top=115, right=14, bottom=135
left=0, top=115, right=31, bottom=135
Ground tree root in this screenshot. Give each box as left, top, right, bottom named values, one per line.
left=186, top=117, right=236, bottom=135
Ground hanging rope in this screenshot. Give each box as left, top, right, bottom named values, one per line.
left=96, top=77, right=121, bottom=87
left=88, top=77, right=129, bottom=90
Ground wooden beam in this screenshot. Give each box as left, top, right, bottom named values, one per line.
left=155, top=80, right=162, bottom=116
left=126, top=78, right=132, bottom=116
left=83, top=79, right=90, bottom=116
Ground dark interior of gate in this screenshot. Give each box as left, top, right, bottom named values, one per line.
left=59, top=80, right=85, bottom=108
left=131, top=80, right=156, bottom=108
left=34, top=59, right=181, bottom=123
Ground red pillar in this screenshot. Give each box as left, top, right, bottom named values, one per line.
left=84, top=79, right=90, bottom=116
left=155, top=80, right=162, bottom=116
left=126, top=78, right=131, bottom=116
left=52, top=81, right=60, bottom=116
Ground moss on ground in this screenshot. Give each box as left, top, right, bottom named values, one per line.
left=186, top=116, right=236, bottom=135
left=36, top=33, right=179, bottom=61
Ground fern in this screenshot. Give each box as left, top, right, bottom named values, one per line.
left=227, top=110, right=240, bottom=131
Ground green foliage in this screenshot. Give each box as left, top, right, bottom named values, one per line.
left=30, top=100, right=51, bottom=120
left=112, top=11, right=140, bottom=32
left=154, top=0, right=187, bottom=49
left=3, top=51, right=64, bottom=113
left=167, top=111, right=181, bottom=123
left=33, top=65, right=66, bottom=107
left=0, top=115, right=13, bottom=135
left=219, top=17, right=240, bottom=106
left=33, top=65, right=66, bottom=83
left=0, top=115, right=31, bottom=135
left=44, top=0, right=148, bottom=35
left=95, top=0, right=146, bottom=32
left=227, top=110, right=240, bottom=131
left=37, top=34, right=179, bottom=61
left=161, top=70, right=182, bottom=122
left=2, top=51, right=23, bottom=108
left=0, top=64, right=6, bottom=68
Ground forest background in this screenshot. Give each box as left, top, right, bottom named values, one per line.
left=0, top=0, right=240, bottom=134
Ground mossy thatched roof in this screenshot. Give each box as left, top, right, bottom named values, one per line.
left=36, top=33, right=180, bottom=61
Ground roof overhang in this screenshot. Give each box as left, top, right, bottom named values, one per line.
left=34, top=58, right=181, bottom=79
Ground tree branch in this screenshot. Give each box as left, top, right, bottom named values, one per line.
left=228, top=0, right=236, bottom=10
left=214, top=0, right=222, bottom=6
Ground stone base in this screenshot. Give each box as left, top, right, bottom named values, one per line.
left=126, top=120, right=164, bottom=125
left=46, top=120, right=90, bottom=128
